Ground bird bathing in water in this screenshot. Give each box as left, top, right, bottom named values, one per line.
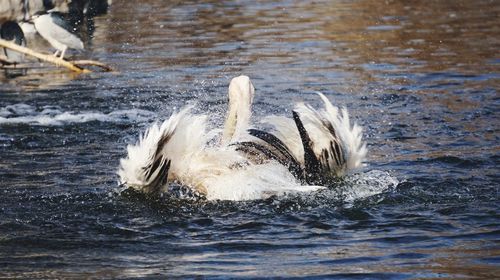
left=32, top=11, right=84, bottom=60
left=118, top=76, right=367, bottom=201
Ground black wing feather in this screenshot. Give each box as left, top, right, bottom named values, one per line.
left=292, top=110, right=323, bottom=184
left=247, top=129, right=303, bottom=176
left=233, top=139, right=303, bottom=179
left=139, top=128, right=176, bottom=193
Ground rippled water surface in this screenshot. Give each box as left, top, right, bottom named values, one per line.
left=1, top=0, right=499, bottom=278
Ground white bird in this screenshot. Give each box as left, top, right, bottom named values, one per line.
left=32, top=11, right=84, bottom=60
left=118, top=76, right=324, bottom=201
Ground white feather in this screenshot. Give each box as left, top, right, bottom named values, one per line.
left=263, top=92, right=367, bottom=177
left=316, top=93, right=367, bottom=172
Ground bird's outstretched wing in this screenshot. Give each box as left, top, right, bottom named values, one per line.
left=254, top=93, right=366, bottom=183
left=118, top=107, right=193, bottom=193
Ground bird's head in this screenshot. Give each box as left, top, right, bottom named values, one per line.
left=228, top=75, right=255, bottom=109
left=29, top=11, right=47, bottom=22
left=223, top=75, right=255, bottom=144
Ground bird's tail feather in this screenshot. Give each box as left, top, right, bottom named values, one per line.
left=117, top=107, right=193, bottom=193
left=316, top=93, right=367, bottom=172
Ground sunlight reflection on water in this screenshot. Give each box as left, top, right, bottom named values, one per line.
left=0, top=0, right=498, bottom=278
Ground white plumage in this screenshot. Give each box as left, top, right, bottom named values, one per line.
left=261, top=93, right=367, bottom=180
left=118, top=76, right=366, bottom=201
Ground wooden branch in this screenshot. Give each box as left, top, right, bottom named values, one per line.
left=71, top=60, right=115, bottom=72
left=0, top=38, right=91, bottom=73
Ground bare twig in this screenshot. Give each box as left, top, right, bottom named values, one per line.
left=0, top=39, right=112, bottom=73
left=71, top=60, right=115, bottom=72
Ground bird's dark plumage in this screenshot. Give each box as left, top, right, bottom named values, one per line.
left=48, top=11, right=77, bottom=34
left=1, top=21, right=26, bottom=45
left=1, top=21, right=26, bottom=62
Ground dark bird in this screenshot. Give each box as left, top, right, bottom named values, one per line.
left=1, top=21, right=26, bottom=63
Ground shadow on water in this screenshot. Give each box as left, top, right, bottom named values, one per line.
left=0, top=0, right=499, bottom=278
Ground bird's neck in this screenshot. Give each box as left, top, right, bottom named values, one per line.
left=222, top=98, right=251, bottom=145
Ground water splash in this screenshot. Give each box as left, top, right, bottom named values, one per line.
left=339, top=170, right=399, bottom=202
left=0, top=103, right=155, bottom=126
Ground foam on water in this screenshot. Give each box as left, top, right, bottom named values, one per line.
left=206, top=169, right=399, bottom=202
left=271, top=170, right=399, bottom=207
left=339, top=170, right=399, bottom=202
left=0, top=103, right=155, bottom=126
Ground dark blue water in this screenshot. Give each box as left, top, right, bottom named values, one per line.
left=1, top=0, right=499, bottom=278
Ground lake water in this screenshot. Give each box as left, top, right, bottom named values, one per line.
left=1, top=0, right=499, bottom=278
